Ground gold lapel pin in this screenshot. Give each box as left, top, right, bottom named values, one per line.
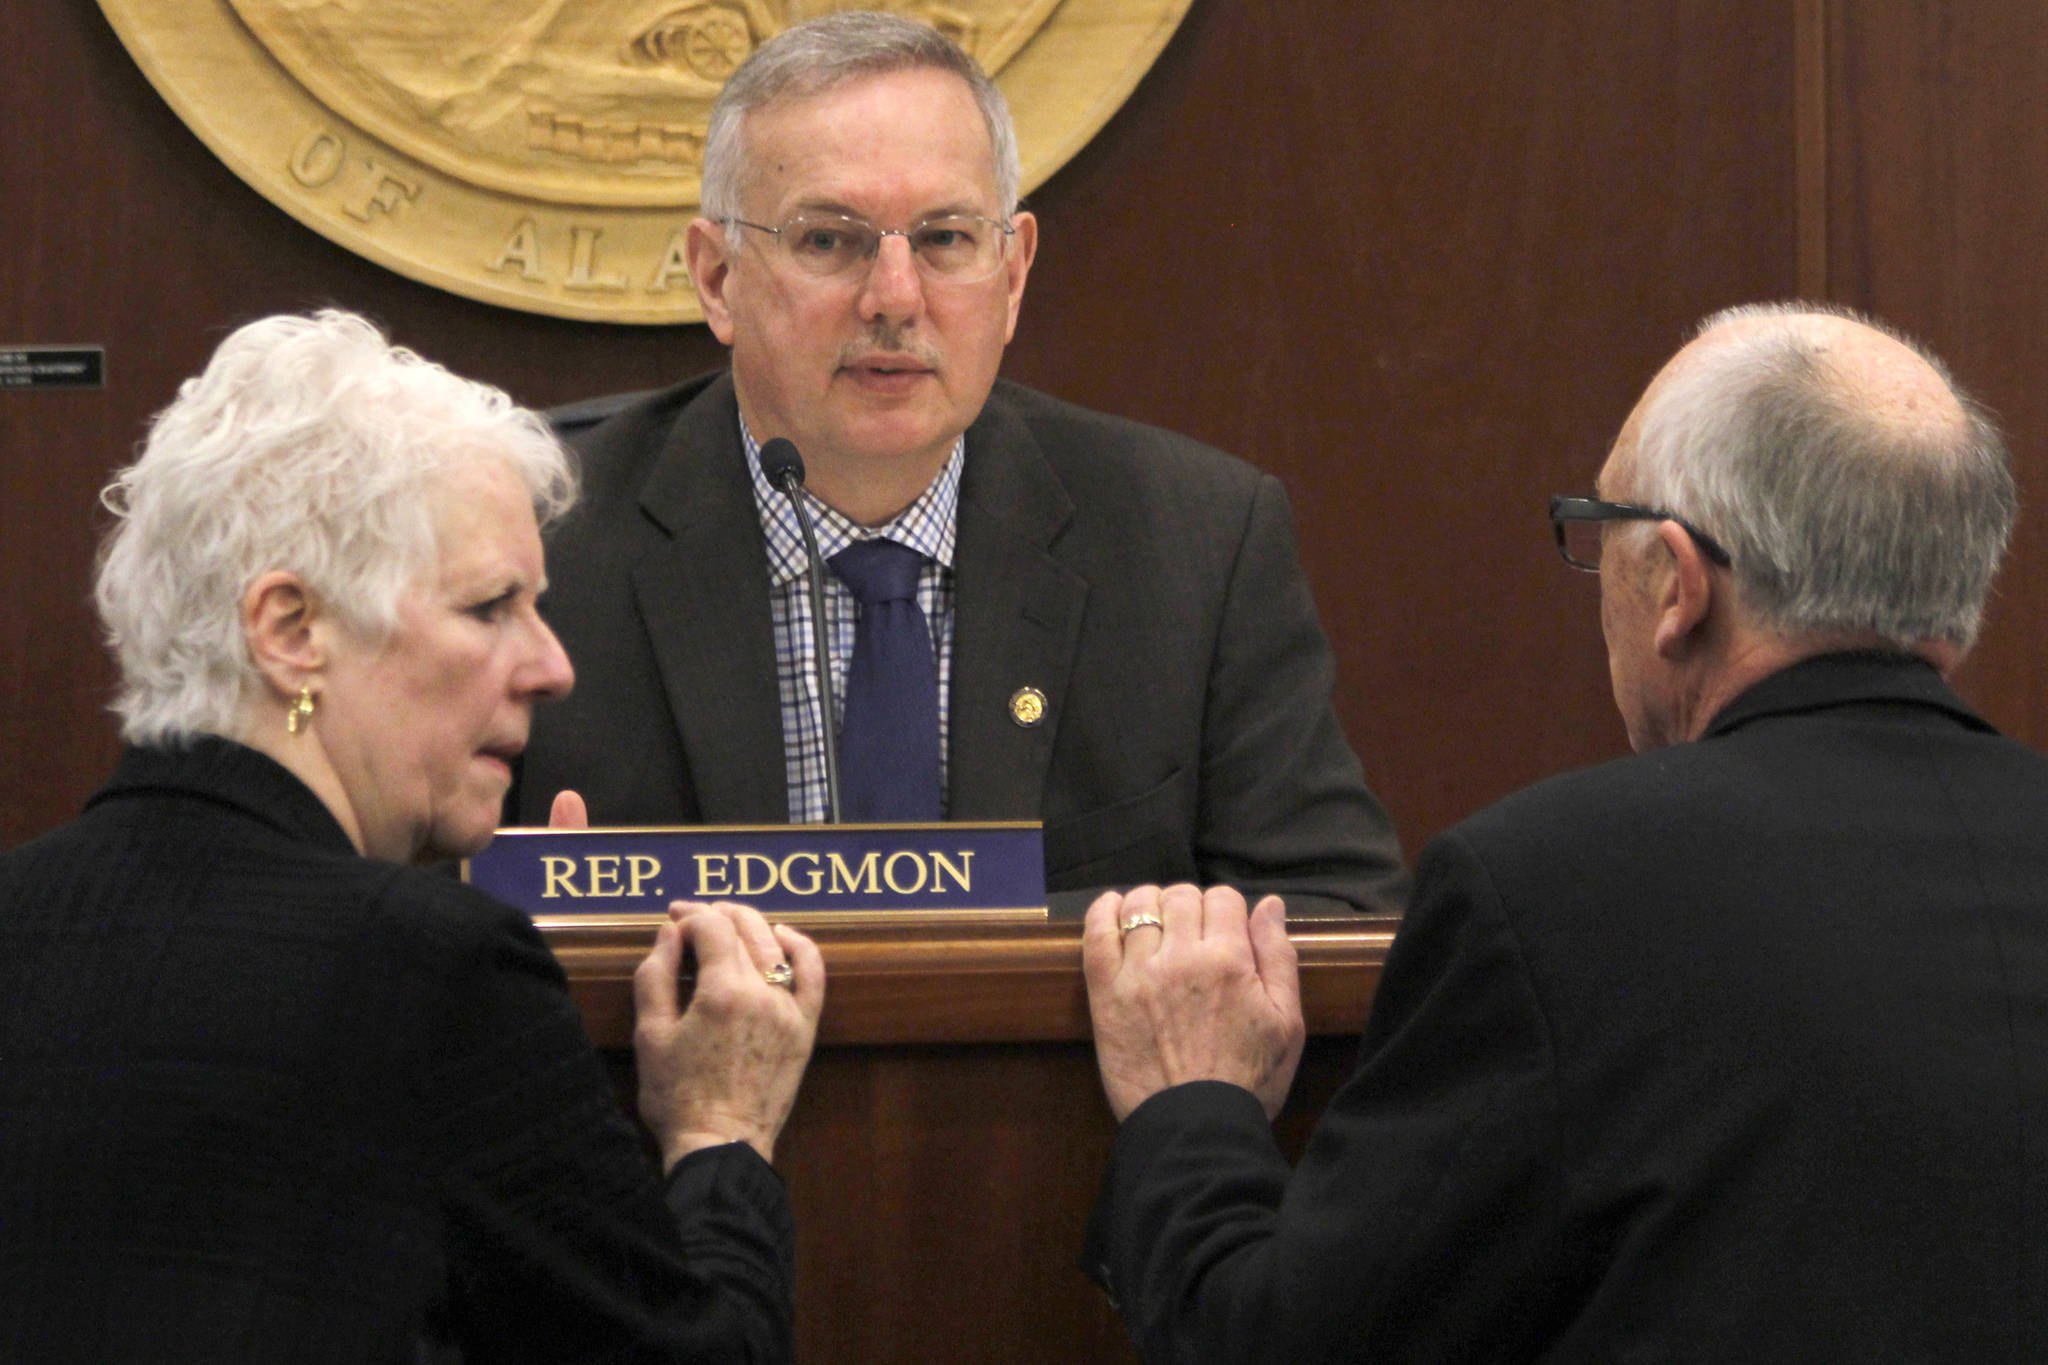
left=1009, top=686, right=1048, bottom=727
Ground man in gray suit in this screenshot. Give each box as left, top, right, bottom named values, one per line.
left=514, top=13, right=1407, bottom=915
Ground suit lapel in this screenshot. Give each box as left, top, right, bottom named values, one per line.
left=629, top=377, right=789, bottom=822
left=948, top=393, right=1088, bottom=821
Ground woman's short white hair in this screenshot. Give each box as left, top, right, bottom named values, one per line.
left=698, top=10, right=1021, bottom=222
left=95, top=309, right=576, bottom=745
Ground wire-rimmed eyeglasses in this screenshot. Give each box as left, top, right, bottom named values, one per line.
left=728, top=211, right=1017, bottom=283
left=1549, top=496, right=1733, bottom=572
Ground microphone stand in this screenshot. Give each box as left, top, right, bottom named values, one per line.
left=760, top=439, right=843, bottom=824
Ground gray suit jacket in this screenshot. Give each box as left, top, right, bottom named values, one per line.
left=514, top=371, right=1407, bottom=916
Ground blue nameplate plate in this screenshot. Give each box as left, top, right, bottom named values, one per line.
left=466, top=822, right=1047, bottom=921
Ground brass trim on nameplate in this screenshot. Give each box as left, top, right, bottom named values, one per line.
left=535, top=907, right=1048, bottom=932
left=530, top=821, right=1046, bottom=834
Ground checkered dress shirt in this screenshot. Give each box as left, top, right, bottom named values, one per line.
left=741, top=416, right=960, bottom=824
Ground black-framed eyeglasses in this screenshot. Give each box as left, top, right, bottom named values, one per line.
left=728, top=211, right=1016, bottom=283
left=1549, top=496, right=1733, bottom=572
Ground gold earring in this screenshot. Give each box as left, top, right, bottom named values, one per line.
left=286, top=686, right=317, bottom=736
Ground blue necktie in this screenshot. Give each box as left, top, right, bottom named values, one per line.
left=829, top=538, right=942, bottom=822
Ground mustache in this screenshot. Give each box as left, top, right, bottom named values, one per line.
left=837, top=324, right=941, bottom=369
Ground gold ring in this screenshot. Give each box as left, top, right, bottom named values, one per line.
left=1118, top=913, right=1164, bottom=937
left=763, top=961, right=796, bottom=990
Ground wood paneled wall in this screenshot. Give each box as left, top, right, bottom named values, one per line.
left=1818, top=2, right=2048, bottom=746
left=3, top=0, right=2042, bottom=854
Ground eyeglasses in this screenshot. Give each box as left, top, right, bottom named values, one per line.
left=1548, top=495, right=1733, bottom=572
left=728, top=211, right=1017, bottom=283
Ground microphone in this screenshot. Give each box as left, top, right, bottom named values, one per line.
left=757, top=437, right=804, bottom=494
left=759, top=438, right=843, bottom=824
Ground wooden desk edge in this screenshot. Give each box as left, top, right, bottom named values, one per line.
left=544, top=912, right=1396, bottom=1048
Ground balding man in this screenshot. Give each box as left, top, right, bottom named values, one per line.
left=1081, top=304, right=2045, bottom=1361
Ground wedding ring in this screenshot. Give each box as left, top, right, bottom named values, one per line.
left=1118, top=913, right=1164, bottom=937
left=763, top=961, right=796, bottom=990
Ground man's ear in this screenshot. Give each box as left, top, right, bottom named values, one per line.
left=1651, top=520, right=1716, bottom=661
left=1000, top=210, right=1037, bottom=343
left=685, top=217, right=738, bottom=344
left=240, top=570, right=326, bottom=696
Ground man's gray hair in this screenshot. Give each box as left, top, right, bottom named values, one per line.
left=95, top=309, right=576, bottom=745
left=699, top=10, right=1021, bottom=222
left=1630, top=302, right=2016, bottom=649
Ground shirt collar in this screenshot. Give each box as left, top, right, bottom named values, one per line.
left=741, top=413, right=962, bottom=587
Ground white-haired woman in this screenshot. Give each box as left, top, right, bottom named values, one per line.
left=0, top=311, right=822, bottom=1363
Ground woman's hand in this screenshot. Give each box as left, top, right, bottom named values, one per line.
left=632, top=900, right=825, bottom=1168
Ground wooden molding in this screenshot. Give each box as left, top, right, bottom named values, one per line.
left=543, top=912, right=1396, bottom=1049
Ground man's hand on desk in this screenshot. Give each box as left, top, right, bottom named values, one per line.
left=1082, top=883, right=1306, bottom=1123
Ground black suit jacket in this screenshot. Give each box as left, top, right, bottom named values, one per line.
left=1088, top=652, right=2048, bottom=1361
left=0, top=739, right=793, bottom=1364
left=514, top=372, right=1407, bottom=915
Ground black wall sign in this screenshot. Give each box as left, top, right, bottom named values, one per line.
left=1, top=347, right=106, bottom=390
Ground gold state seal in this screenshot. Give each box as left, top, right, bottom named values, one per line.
left=96, top=0, right=1192, bottom=324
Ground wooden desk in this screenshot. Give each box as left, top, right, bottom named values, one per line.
left=542, top=913, right=1395, bottom=1364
